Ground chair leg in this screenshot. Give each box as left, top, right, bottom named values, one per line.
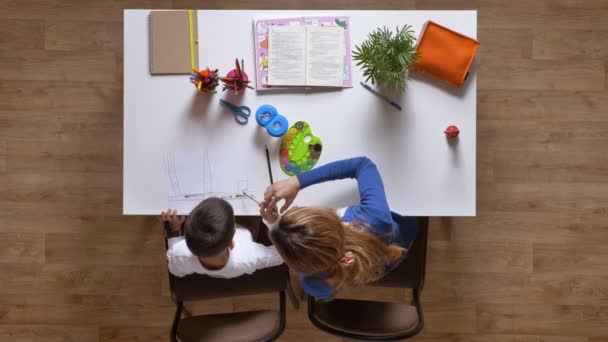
left=286, top=279, right=300, bottom=310
left=170, top=301, right=183, bottom=342
left=182, top=304, right=192, bottom=317
left=412, top=287, right=425, bottom=335
left=266, top=291, right=287, bottom=341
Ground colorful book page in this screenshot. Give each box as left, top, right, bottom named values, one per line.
left=253, top=16, right=352, bottom=91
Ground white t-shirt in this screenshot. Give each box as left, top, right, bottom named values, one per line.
left=166, top=226, right=283, bottom=278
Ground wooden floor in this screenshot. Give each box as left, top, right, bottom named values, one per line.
left=1, top=0, right=607, bottom=341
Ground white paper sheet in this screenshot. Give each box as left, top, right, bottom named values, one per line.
left=166, top=150, right=263, bottom=215
left=306, top=26, right=345, bottom=86
left=267, top=25, right=307, bottom=86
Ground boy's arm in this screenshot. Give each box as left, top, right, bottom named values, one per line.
left=166, top=238, right=191, bottom=277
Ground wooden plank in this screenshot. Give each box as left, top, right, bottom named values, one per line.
left=478, top=120, right=608, bottom=153
left=429, top=217, right=452, bottom=241
left=477, top=303, right=608, bottom=336
left=0, top=0, right=171, bottom=21
left=424, top=272, right=608, bottom=305
left=0, top=232, right=44, bottom=263
left=1, top=111, right=121, bottom=142
left=479, top=7, right=608, bottom=30
left=478, top=90, right=608, bottom=121
left=168, top=297, right=233, bottom=316
left=533, top=30, right=608, bottom=59
left=0, top=81, right=121, bottom=113
left=45, top=20, right=123, bottom=51
left=99, top=326, right=168, bottom=342
left=0, top=263, right=161, bottom=296
left=478, top=29, right=533, bottom=61
left=423, top=302, right=476, bottom=333
left=0, top=49, right=117, bottom=82
left=414, top=0, right=542, bottom=10
left=0, top=19, right=44, bottom=50
left=477, top=183, right=608, bottom=214
left=415, top=1, right=608, bottom=28
left=480, top=149, right=608, bottom=183
left=0, top=1, right=606, bottom=341
left=45, top=232, right=165, bottom=266
left=0, top=138, right=6, bottom=173
left=232, top=293, right=277, bottom=312
left=590, top=337, right=608, bottom=342
left=428, top=241, right=533, bottom=273
left=605, top=61, right=608, bottom=90
left=0, top=294, right=175, bottom=327
left=172, top=0, right=416, bottom=9
left=6, top=139, right=121, bottom=173
left=449, top=211, right=607, bottom=244
left=478, top=59, right=605, bottom=91
left=414, top=332, right=588, bottom=342
left=4, top=172, right=120, bottom=205
left=545, top=0, right=608, bottom=9
left=0, top=201, right=158, bottom=234
left=0, top=324, right=98, bottom=342
left=534, top=243, right=608, bottom=275
left=279, top=328, right=343, bottom=342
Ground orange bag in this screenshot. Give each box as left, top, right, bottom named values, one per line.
left=414, top=21, right=479, bottom=87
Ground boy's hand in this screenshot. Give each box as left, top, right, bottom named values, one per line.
left=161, top=208, right=185, bottom=233
left=264, top=176, right=300, bottom=213
left=259, top=197, right=279, bottom=224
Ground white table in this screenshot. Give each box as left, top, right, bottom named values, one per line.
left=124, top=10, right=477, bottom=216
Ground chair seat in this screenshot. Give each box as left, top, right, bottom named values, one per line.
left=177, top=310, right=280, bottom=342
left=313, top=299, right=419, bottom=337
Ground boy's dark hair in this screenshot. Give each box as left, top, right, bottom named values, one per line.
left=184, top=197, right=235, bottom=257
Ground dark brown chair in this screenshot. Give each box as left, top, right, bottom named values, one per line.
left=307, top=216, right=429, bottom=341
left=165, top=218, right=288, bottom=342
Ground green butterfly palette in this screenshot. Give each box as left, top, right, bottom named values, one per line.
left=279, top=121, right=322, bottom=176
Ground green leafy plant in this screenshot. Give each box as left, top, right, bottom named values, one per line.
left=353, top=25, right=419, bottom=90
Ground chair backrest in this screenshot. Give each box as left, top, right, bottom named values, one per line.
left=306, top=216, right=429, bottom=340
left=165, top=220, right=288, bottom=303
left=170, top=264, right=289, bottom=302
left=372, top=216, right=428, bottom=289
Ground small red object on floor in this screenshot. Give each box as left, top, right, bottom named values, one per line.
left=444, top=125, right=460, bottom=138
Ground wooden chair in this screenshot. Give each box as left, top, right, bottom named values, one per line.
left=307, top=216, right=429, bottom=340
left=165, top=218, right=288, bottom=342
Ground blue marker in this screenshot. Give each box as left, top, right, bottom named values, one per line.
left=359, top=81, right=402, bottom=111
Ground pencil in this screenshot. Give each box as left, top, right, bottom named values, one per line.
left=242, top=192, right=260, bottom=205
left=265, top=145, right=274, bottom=184
left=359, top=81, right=402, bottom=111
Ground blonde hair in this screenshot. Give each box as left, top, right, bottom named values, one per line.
left=269, top=207, right=405, bottom=287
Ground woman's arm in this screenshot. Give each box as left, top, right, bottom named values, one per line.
left=298, top=157, right=390, bottom=214
left=264, top=157, right=391, bottom=216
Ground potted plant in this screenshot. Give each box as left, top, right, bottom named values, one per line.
left=353, top=25, right=419, bottom=90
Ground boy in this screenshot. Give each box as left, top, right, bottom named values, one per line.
left=162, top=197, right=283, bottom=278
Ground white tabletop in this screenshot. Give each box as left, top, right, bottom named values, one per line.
left=124, top=10, right=477, bottom=216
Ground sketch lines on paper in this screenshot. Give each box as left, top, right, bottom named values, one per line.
left=166, top=150, right=253, bottom=211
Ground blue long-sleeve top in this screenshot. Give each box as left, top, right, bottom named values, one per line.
left=297, top=157, right=396, bottom=238
left=295, top=157, right=418, bottom=299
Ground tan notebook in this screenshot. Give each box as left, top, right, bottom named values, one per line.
left=149, top=10, right=199, bottom=74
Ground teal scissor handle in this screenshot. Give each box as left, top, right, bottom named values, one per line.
left=219, top=99, right=251, bottom=125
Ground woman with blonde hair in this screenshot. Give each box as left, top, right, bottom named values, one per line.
left=259, top=157, right=418, bottom=299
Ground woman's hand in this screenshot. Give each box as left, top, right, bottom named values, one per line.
left=264, top=176, right=301, bottom=213
left=259, top=197, right=280, bottom=224
left=161, top=208, right=185, bottom=233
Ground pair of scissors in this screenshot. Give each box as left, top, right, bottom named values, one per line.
left=219, top=99, right=251, bottom=125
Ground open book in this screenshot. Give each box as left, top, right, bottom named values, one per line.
left=267, top=25, right=345, bottom=87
